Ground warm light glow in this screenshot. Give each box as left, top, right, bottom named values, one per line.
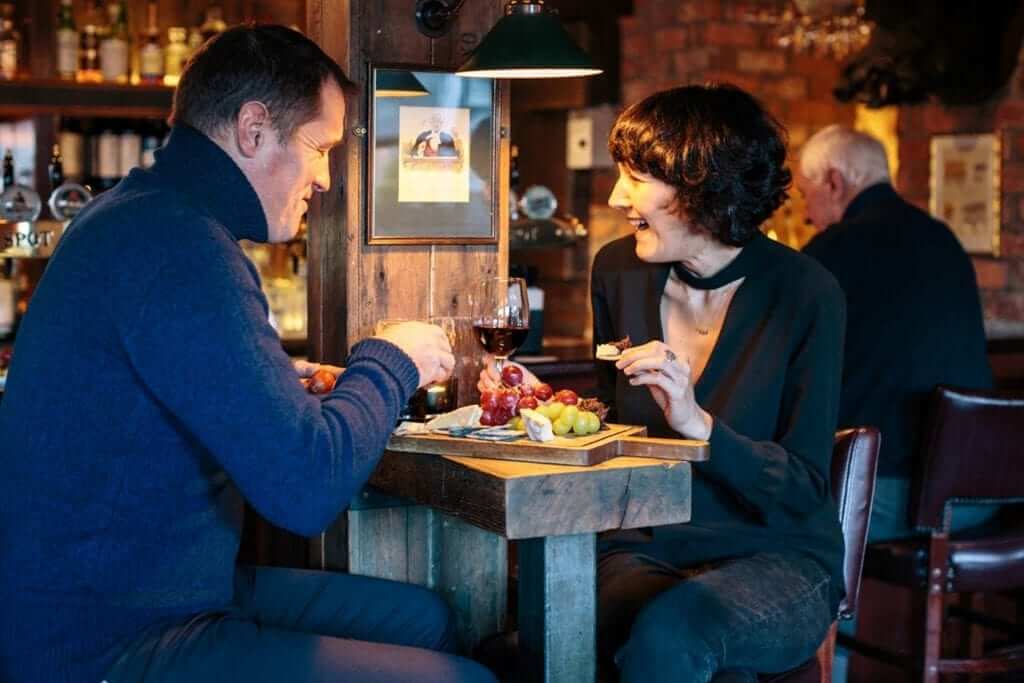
left=854, top=104, right=899, bottom=186
left=458, top=68, right=603, bottom=79
left=374, top=89, right=430, bottom=98
left=744, top=0, right=872, bottom=61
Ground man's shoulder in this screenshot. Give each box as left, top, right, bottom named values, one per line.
left=762, top=236, right=844, bottom=304
left=71, top=171, right=233, bottom=252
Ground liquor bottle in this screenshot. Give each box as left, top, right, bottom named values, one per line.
left=78, top=0, right=104, bottom=83
left=139, top=1, right=163, bottom=85
left=199, top=4, right=227, bottom=43
left=48, top=144, right=64, bottom=193
left=186, top=25, right=203, bottom=54
left=163, top=26, right=188, bottom=86
left=0, top=4, right=18, bottom=81
left=2, top=149, right=13, bottom=190
left=99, top=1, right=129, bottom=83
left=95, top=125, right=121, bottom=191
left=58, top=119, right=85, bottom=183
left=55, top=0, right=79, bottom=80
left=118, top=126, right=140, bottom=177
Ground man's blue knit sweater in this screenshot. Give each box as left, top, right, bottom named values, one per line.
left=0, top=125, right=420, bottom=683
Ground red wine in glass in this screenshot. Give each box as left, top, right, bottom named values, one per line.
left=473, top=324, right=529, bottom=357
left=472, top=277, right=529, bottom=371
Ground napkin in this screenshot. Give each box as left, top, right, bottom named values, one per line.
left=425, top=405, right=482, bottom=431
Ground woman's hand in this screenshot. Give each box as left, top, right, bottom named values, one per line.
left=616, top=341, right=713, bottom=440
left=476, top=354, right=540, bottom=393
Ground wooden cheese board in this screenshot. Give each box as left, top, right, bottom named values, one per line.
left=386, top=423, right=709, bottom=467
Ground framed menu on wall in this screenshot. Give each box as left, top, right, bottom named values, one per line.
left=367, top=65, right=499, bottom=245
left=929, top=133, right=1001, bottom=255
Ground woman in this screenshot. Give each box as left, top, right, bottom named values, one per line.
left=480, top=84, right=845, bottom=682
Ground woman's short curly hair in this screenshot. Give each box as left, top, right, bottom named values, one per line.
left=608, top=83, right=791, bottom=246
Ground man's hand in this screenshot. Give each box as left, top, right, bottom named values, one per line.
left=294, top=359, right=345, bottom=379
left=373, top=321, right=455, bottom=388
left=293, top=360, right=345, bottom=394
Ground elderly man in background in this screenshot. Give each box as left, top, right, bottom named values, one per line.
left=798, top=124, right=993, bottom=682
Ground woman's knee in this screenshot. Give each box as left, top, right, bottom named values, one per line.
left=616, top=596, right=715, bottom=681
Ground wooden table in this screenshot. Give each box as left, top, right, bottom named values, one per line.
left=345, top=443, right=702, bottom=682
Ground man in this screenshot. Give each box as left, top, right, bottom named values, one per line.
left=798, top=124, right=993, bottom=541
left=799, top=126, right=994, bottom=683
left=0, top=26, right=495, bottom=683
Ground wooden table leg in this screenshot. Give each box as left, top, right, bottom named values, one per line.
left=518, top=532, right=597, bottom=683
left=346, top=494, right=508, bottom=655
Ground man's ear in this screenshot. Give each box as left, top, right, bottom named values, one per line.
left=235, top=101, right=271, bottom=159
left=824, top=167, right=847, bottom=201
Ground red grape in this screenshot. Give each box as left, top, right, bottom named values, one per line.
left=480, top=390, right=499, bottom=411
left=534, top=383, right=553, bottom=401
left=518, top=396, right=539, bottom=411
left=518, top=383, right=535, bottom=398
left=555, top=389, right=579, bottom=405
left=480, top=409, right=498, bottom=426
left=308, top=369, right=337, bottom=394
left=501, top=365, right=524, bottom=387
left=498, top=389, right=519, bottom=411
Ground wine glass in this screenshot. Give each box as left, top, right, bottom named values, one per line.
left=374, top=317, right=460, bottom=420
left=472, top=277, right=529, bottom=374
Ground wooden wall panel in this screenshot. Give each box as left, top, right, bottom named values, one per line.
left=306, top=0, right=506, bottom=362
left=306, top=0, right=508, bottom=569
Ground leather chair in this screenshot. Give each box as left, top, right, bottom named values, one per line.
left=758, top=426, right=881, bottom=683
left=838, top=386, right=1024, bottom=682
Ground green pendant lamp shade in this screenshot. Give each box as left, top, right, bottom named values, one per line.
left=374, top=70, right=430, bottom=97
left=457, top=1, right=603, bottom=79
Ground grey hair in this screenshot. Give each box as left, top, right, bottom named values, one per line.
left=800, top=124, right=890, bottom=191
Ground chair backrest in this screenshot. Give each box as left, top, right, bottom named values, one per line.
left=912, top=386, right=1024, bottom=530
left=832, top=427, right=880, bottom=620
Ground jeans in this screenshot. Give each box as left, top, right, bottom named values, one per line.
left=597, top=550, right=834, bottom=683
left=102, top=566, right=497, bottom=683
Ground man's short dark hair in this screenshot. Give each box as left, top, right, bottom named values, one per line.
left=170, top=24, right=357, bottom=141
left=608, top=83, right=791, bottom=247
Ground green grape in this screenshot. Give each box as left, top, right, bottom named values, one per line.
left=552, top=418, right=572, bottom=436
left=584, top=412, right=601, bottom=434
left=546, top=402, right=564, bottom=420
left=572, top=413, right=590, bottom=435
left=561, top=405, right=579, bottom=425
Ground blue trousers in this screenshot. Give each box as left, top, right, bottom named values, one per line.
left=597, top=550, right=834, bottom=683
left=102, top=566, right=497, bottom=683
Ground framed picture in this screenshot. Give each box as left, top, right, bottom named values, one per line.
left=367, top=65, right=499, bottom=245
left=929, top=133, right=1001, bottom=255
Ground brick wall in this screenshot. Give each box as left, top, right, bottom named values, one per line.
left=897, top=63, right=1024, bottom=325
left=616, top=0, right=1024, bottom=326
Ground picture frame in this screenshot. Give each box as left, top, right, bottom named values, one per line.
left=929, top=133, right=1001, bottom=255
left=367, top=65, right=499, bottom=245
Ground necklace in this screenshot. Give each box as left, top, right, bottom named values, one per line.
left=687, top=281, right=739, bottom=337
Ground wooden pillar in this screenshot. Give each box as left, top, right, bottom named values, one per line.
left=303, top=0, right=509, bottom=568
